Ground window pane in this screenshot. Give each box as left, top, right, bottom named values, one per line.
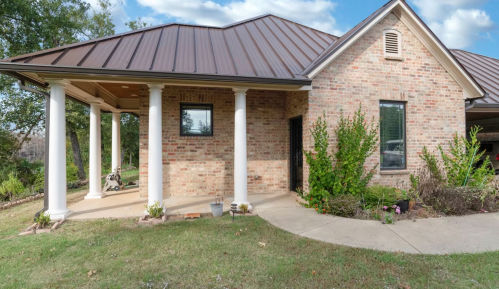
left=380, top=102, right=405, bottom=169
left=181, top=104, right=212, bottom=135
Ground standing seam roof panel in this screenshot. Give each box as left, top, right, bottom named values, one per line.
left=194, top=28, right=217, bottom=74
left=261, top=18, right=311, bottom=68
left=208, top=29, right=237, bottom=75
left=223, top=28, right=256, bottom=76
left=299, top=26, right=331, bottom=49
left=234, top=25, right=274, bottom=77
left=55, top=44, right=94, bottom=66
left=245, top=22, right=294, bottom=78
left=105, top=33, right=142, bottom=69
left=283, top=21, right=325, bottom=54
left=80, top=38, right=120, bottom=68
left=269, top=17, right=319, bottom=60
left=128, top=29, right=162, bottom=70
left=25, top=51, right=63, bottom=65
left=175, top=26, right=195, bottom=73
left=152, top=26, right=179, bottom=71
left=254, top=19, right=304, bottom=74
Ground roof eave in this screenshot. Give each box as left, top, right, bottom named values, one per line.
left=0, top=62, right=312, bottom=86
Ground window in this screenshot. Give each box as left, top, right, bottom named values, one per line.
left=383, top=30, right=402, bottom=58
left=180, top=103, right=213, bottom=136
left=380, top=101, right=406, bottom=170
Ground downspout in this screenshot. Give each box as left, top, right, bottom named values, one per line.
left=17, top=80, right=50, bottom=220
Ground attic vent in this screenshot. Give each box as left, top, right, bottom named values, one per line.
left=383, top=30, right=402, bottom=58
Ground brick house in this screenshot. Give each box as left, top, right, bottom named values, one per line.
left=0, top=0, right=486, bottom=219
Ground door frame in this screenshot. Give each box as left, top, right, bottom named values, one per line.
left=289, top=115, right=303, bottom=191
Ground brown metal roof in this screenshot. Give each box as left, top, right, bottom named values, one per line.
left=1, top=14, right=338, bottom=82
left=452, top=49, right=499, bottom=106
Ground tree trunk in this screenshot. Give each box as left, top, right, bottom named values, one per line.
left=68, top=129, right=86, bottom=180
left=129, top=151, right=132, bottom=166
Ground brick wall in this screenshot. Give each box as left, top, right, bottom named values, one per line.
left=139, top=86, right=290, bottom=197
left=309, top=13, right=466, bottom=189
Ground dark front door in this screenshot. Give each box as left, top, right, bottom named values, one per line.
left=290, top=116, right=303, bottom=191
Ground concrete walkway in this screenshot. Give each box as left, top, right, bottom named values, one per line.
left=258, top=206, right=499, bottom=255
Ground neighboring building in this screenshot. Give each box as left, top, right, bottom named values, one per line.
left=0, top=0, right=486, bottom=219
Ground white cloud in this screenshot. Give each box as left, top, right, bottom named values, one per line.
left=86, top=0, right=131, bottom=32
left=135, top=0, right=343, bottom=36
left=411, top=0, right=495, bottom=49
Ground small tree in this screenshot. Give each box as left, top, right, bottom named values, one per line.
left=333, top=106, right=380, bottom=195
left=0, top=172, right=25, bottom=201
left=437, top=126, right=493, bottom=187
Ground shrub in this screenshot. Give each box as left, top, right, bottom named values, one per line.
left=363, top=185, right=398, bottom=208
left=66, top=163, right=79, bottom=184
left=424, top=186, right=496, bottom=215
left=0, top=172, right=25, bottom=201
left=239, top=204, right=249, bottom=214
left=420, top=126, right=494, bottom=188
left=326, top=194, right=361, bottom=217
left=303, top=106, right=379, bottom=211
left=145, top=201, right=164, bottom=218
left=35, top=211, right=51, bottom=228
left=333, top=106, right=379, bottom=195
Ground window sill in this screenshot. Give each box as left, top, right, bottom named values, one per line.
left=179, top=136, right=214, bottom=140
left=380, top=170, right=410, bottom=175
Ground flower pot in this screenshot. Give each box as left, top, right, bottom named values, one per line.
left=210, top=202, right=224, bottom=217
left=397, top=200, right=409, bottom=213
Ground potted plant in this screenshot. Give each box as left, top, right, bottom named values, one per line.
left=396, top=190, right=410, bottom=213
left=210, top=194, right=223, bottom=217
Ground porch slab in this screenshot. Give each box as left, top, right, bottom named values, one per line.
left=68, top=187, right=300, bottom=220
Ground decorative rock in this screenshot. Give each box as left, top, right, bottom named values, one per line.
left=19, top=231, right=34, bottom=236
left=25, top=223, right=37, bottom=232
left=51, top=222, right=59, bottom=230
left=184, top=213, right=201, bottom=219
left=230, top=211, right=257, bottom=217
left=161, top=215, right=167, bottom=221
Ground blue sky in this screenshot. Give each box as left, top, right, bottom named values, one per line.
left=93, top=0, right=499, bottom=58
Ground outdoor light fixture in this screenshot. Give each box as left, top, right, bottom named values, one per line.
left=121, top=85, right=129, bottom=88
left=231, top=203, right=238, bottom=222
left=131, top=94, right=137, bottom=96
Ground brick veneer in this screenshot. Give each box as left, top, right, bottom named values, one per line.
left=139, top=12, right=466, bottom=196
left=139, top=86, right=292, bottom=197
left=309, top=13, right=466, bottom=189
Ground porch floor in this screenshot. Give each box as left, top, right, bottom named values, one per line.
left=68, top=187, right=300, bottom=220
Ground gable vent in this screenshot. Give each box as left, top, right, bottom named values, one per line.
left=384, top=30, right=402, bottom=58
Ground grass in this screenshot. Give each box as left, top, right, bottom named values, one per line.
left=1, top=185, right=499, bottom=288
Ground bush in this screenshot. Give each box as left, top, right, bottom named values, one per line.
left=145, top=201, right=164, bottom=218
left=303, top=106, right=379, bottom=211
left=35, top=211, right=51, bottom=228
left=425, top=186, right=497, bottom=215
left=0, top=172, right=25, bottom=201
left=326, top=194, right=361, bottom=217
left=363, top=185, right=399, bottom=208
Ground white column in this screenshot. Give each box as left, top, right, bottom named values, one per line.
left=232, top=88, right=251, bottom=210
left=112, top=111, right=121, bottom=171
left=85, top=100, right=105, bottom=199
left=46, top=79, right=72, bottom=220
left=147, top=84, right=165, bottom=211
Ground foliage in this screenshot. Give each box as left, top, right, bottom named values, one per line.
left=424, top=186, right=497, bottom=215
left=35, top=211, right=51, bottom=228
left=85, top=0, right=115, bottom=39
left=420, top=146, right=443, bottom=181
left=121, top=113, right=140, bottom=167
left=0, top=173, right=25, bottom=201
left=66, top=163, right=79, bottom=184
left=239, top=204, right=249, bottom=215
left=333, top=106, right=380, bottom=195
left=363, top=185, right=399, bottom=208
left=384, top=212, right=394, bottom=224
left=125, top=17, right=151, bottom=30
left=326, top=194, right=361, bottom=217
left=303, top=112, right=335, bottom=208
left=145, top=201, right=164, bottom=218
left=437, top=126, right=493, bottom=187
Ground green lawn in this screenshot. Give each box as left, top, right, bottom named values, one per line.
left=1, top=187, right=499, bottom=288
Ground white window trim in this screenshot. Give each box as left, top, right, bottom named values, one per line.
left=383, top=29, right=402, bottom=59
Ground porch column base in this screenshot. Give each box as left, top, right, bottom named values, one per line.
left=49, top=209, right=73, bottom=220
left=84, top=192, right=107, bottom=199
